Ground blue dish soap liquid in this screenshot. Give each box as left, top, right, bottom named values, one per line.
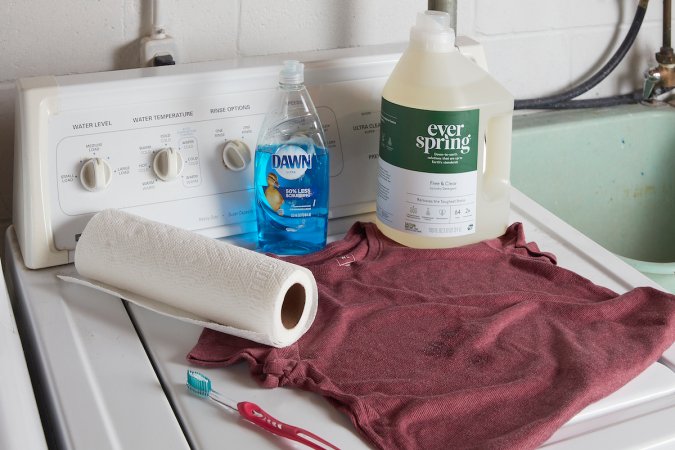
left=254, top=60, right=329, bottom=255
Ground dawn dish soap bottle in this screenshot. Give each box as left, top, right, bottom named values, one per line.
left=254, top=60, right=329, bottom=255
left=376, top=11, right=514, bottom=248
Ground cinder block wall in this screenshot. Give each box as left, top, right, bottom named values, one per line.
left=466, top=0, right=664, bottom=98
left=0, top=0, right=669, bottom=228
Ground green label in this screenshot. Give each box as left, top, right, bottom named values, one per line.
left=379, top=98, right=479, bottom=174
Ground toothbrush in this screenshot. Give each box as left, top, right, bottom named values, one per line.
left=186, top=370, right=340, bottom=450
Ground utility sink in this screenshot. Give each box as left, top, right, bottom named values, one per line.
left=511, top=104, right=675, bottom=292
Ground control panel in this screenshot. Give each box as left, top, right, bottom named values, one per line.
left=15, top=46, right=402, bottom=268
left=47, top=79, right=385, bottom=252
left=15, top=40, right=487, bottom=268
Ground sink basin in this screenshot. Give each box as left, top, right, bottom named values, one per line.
left=511, top=104, right=675, bottom=292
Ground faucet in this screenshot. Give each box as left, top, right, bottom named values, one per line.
left=644, top=0, right=675, bottom=100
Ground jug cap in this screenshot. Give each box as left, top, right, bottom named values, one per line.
left=279, top=60, right=304, bottom=85
left=411, top=10, right=456, bottom=50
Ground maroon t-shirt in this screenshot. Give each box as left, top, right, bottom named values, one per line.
left=188, top=222, right=675, bottom=450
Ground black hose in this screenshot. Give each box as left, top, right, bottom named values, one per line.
left=533, top=91, right=642, bottom=109
left=515, top=1, right=649, bottom=110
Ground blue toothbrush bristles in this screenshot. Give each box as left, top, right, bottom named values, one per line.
left=186, top=370, right=212, bottom=398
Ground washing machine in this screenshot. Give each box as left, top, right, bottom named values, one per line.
left=6, top=45, right=675, bottom=449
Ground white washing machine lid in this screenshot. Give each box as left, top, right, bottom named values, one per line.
left=6, top=188, right=675, bottom=449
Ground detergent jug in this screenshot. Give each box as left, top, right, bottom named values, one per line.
left=376, top=11, right=514, bottom=248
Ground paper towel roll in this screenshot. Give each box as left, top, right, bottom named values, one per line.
left=58, top=209, right=318, bottom=348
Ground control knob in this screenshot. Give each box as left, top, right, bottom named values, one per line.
left=80, top=157, right=112, bottom=192
left=153, top=147, right=184, bottom=181
left=222, top=140, right=251, bottom=172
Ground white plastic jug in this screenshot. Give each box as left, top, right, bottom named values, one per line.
left=376, top=11, right=514, bottom=248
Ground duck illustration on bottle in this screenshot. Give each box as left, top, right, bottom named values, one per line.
left=264, top=172, right=284, bottom=214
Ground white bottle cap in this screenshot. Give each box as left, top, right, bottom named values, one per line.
left=279, top=60, right=304, bottom=85
left=410, top=10, right=456, bottom=50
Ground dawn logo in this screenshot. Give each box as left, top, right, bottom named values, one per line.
left=272, top=144, right=312, bottom=180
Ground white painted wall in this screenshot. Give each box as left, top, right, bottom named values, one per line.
left=0, top=0, right=670, bottom=230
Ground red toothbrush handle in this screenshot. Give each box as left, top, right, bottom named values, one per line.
left=237, top=401, right=340, bottom=450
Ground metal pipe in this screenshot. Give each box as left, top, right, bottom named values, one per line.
left=664, top=0, right=671, bottom=49
left=647, top=0, right=675, bottom=98
left=152, top=0, right=167, bottom=37
left=428, top=0, right=454, bottom=11
left=656, top=0, right=674, bottom=64
left=428, top=0, right=457, bottom=30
